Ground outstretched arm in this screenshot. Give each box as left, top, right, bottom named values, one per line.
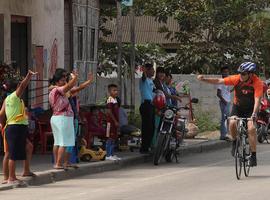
left=62, top=71, right=78, bottom=93
left=166, top=93, right=182, bottom=102
left=197, top=75, right=224, bottom=84
left=16, top=70, right=38, bottom=98
left=71, top=73, right=94, bottom=94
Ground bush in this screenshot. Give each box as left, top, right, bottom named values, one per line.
left=0, top=63, right=21, bottom=105
left=194, top=108, right=220, bottom=132
left=128, top=108, right=141, bottom=128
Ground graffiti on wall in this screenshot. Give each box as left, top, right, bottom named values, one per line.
left=35, top=46, right=44, bottom=107
left=49, top=38, right=58, bottom=78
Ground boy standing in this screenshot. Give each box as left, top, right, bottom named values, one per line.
left=106, top=84, right=121, bottom=161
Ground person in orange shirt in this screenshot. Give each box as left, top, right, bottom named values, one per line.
left=197, top=62, right=263, bottom=167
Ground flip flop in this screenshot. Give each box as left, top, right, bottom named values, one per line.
left=1, top=180, right=8, bottom=184
left=22, top=172, right=37, bottom=177
left=66, top=164, right=79, bottom=169
left=53, top=166, right=64, bottom=170
left=7, top=180, right=24, bottom=185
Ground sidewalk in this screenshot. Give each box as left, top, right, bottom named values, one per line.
left=0, top=137, right=230, bottom=191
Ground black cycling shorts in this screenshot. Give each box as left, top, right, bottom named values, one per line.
left=230, top=104, right=253, bottom=118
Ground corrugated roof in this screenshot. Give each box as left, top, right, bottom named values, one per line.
left=100, top=0, right=114, bottom=4
left=101, top=16, right=180, bottom=44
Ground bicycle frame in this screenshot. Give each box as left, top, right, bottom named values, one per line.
left=227, top=117, right=252, bottom=180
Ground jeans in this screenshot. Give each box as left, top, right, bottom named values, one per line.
left=219, top=101, right=230, bottom=138
left=106, top=139, right=115, bottom=157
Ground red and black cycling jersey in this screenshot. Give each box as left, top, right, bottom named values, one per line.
left=224, top=74, right=263, bottom=110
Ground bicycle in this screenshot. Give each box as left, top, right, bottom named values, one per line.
left=227, top=117, right=252, bottom=180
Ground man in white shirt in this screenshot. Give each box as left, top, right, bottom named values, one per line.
left=217, top=66, right=231, bottom=140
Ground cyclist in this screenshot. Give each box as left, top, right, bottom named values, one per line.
left=197, top=62, right=263, bottom=167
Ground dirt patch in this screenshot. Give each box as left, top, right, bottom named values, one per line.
left=195, top=130, right=220, bottom=140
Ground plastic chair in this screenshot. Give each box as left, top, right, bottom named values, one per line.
left=37, top=120, right=53, bottom=154
left=82, top=111, right=107, bottom=148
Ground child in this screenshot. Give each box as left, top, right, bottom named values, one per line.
left=106, top=84, right=121, bottom=161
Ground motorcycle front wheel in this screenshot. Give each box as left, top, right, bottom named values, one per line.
left=153, top=133, right=167, bottom=165
left=257, top=124, right=266, bottom=143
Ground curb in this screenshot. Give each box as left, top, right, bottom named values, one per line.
left=0, top=139, right=230, bottom=191
left=180, top=140, right=231, bottom=157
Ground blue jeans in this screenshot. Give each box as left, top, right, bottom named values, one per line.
left=106, top=139, right=115, bottom=157
left=219, top=101, right=230, bottom=138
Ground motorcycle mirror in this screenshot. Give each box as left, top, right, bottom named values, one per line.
left=191, top=98, right=199, bottom=104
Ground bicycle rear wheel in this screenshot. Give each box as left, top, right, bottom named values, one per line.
left=235, top=140, right=242, bottom=180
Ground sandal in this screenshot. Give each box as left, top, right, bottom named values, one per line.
left=7, top=179, right=24, bottom=185
left=1, top=180, right=8, bottom=184
left=66, top=164, right=79, bottom=169
left=22, top=172, right=37, bottom=177
left=53, top=166, right=64, bottom=170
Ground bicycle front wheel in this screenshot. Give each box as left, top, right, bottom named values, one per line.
left=235, top=140, right=242, bottom=180
left=243, top=143, right=251, bottom=177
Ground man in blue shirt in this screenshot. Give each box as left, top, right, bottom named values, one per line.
left=139, top=63, right=155, bottom=153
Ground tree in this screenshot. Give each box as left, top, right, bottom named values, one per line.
left=0, top=64, right=21, bottom=105
left=139, top=0, right=270, bottom=74
left=98, top=43, right=167, bottom=76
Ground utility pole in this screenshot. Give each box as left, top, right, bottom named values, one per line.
left=130, top=6, right=135, bottom=111
left=116, top=0, right=123, bottom=102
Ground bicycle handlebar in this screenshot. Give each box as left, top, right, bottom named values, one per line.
left=227, top=116, right=253, bottom=121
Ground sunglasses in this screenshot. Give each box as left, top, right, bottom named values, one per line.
left=240, top=72, right=249, bottom=76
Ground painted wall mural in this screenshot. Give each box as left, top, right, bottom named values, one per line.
left=49, top=38, right=58, bottom=78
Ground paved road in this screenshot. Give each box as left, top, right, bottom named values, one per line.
left=2, top=144, right=270, bottom=200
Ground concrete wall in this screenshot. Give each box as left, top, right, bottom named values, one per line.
left=0, top=0, right=64, bottom=71
left=0, top=0, right=65, bottom=109
left=96, top=74, right=224, bottom=120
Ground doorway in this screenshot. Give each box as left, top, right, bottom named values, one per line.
left=11, top=15, right=30, bottom=104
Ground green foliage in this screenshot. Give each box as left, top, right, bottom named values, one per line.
left=128, top=108, right=141, bottom=128
left=99, top=3, right=116, bottom=37
left=98, top=43, right=168, bottom=75
left=195, top=108, right=219, bottom=132
left=0, top=63, right=22, bottom=105
left=134, top=0, right=270, bottom=74
left=100, top=0, right=270, bottom=74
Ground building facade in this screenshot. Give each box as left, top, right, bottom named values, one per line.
left=0, top=0, right=99, bottom=108
left=66, top=0, right=99, bottom=104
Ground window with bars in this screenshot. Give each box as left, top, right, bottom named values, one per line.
left=78, top=27, right=83, bottom=60
left=90, top=28, right=95, bottom=61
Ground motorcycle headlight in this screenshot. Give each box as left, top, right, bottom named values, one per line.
left=164, top=109, right=174, bottom=119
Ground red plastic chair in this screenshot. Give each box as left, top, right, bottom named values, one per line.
left=82, top=111, right=107, bottom=148
left=37, top=120, right=53, bottom=154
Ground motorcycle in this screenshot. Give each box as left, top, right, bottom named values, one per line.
left=153, top=98, right=198, bottom=166
left=257, top=97, right=270, bottom=143
left=118, top=125, right=142, bottom=152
